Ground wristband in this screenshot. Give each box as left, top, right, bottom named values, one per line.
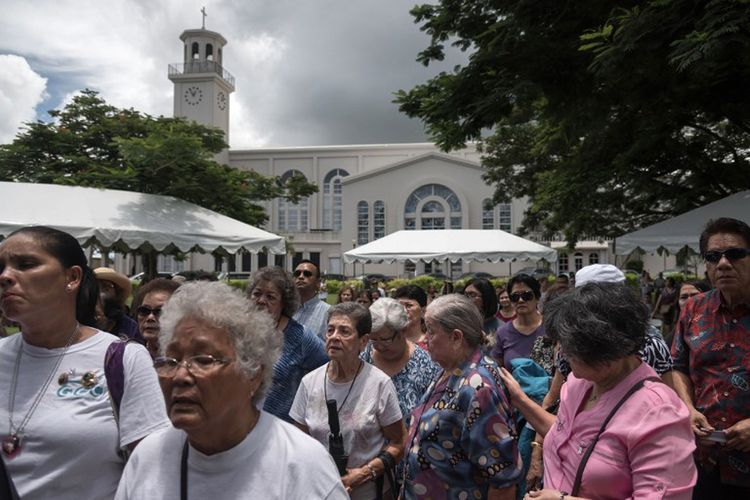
left=560, top=491, right=568, bottom=500
left=531, top=441, right=543, bottom=448
left=365, top=463, right=377, bottom=481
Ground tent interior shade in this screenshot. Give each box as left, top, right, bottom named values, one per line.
left=0, top=182, right=286, bottom=255
left=614, top=190, right=750, bottom=255
left=343, top=229, right=557, bottom=264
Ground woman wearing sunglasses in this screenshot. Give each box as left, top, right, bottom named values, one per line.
left=132, top=278, right=181, bottom=358
left=362, top=298, right=440, bottom=419
left=492, top=274, right=544, bottom=368
left=116, top=281, right=347, bottom=499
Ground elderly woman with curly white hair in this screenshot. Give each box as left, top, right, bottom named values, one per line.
left=115, top=281, right=348, bottom=499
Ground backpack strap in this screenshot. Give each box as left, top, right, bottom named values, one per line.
left=571, top=376, right=662, bottom=496
left=104, top=339, right=130, bottom=422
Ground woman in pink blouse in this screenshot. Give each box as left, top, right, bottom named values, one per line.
left=500, top=282, right=696, bottom=500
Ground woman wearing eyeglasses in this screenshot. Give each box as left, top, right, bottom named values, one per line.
left=492, top=274, right=545, bottom=368
left=0, top=226, right=169, bottom=500
left=116, top=281, right=348, bottom=499
left=291, top=302, right=406, bottom=500
left=247, top=267, right=327, bottom=423
left=132, top=278, right=181, bottom=358
left=362, top=298, right=440, bottom=419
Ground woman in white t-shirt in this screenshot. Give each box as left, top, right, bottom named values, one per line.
left=0, top=226, right=169, bottom=500
left=291, top=302, right=406, bottom=500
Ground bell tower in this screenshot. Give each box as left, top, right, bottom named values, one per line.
left=168, top=10, right=235, bottom=163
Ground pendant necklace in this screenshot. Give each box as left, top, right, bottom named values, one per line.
left=4, top=322, right=80, bottom=458
left=324, top=360, right=363, bottom=413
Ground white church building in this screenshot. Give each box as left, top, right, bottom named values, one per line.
left=146, top=24, right=629, bottom=279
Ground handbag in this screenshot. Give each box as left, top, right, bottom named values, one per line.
left=570, top=376, right=662, bottom=496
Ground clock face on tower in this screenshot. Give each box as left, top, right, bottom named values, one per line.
left=217, top=91, right=227, bottom=110
left=184, top=86, right=203, bottom=106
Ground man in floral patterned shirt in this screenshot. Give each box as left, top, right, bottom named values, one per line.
left=672, top=217, right=750, bottom=498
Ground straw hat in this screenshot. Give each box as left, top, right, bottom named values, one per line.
left=93, top=267, right=132, bottom=299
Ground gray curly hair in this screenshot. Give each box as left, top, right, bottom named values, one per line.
left=369, top=297, right=408, bottom=333
left=159, top=281, right=282, bottom=405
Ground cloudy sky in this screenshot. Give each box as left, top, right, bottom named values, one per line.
left=0, top=0, right=466, bottom=148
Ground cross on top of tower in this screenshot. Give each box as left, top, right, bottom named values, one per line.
left=201, top=6, right=207, bottom=29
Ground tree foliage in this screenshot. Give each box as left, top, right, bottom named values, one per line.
left=395, top=0, right=750, bottom=242
left=0, top=89, right=317, bottom=227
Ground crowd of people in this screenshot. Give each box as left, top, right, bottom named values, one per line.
left=0, top=216, right=748, bottom=499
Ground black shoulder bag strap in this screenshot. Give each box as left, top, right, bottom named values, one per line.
left=571, top=376, right=662, bottom=496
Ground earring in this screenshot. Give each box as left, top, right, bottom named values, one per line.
left=66, top=284, right=73, bottom=291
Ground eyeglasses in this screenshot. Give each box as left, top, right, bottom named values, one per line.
left=325, top=327, right=357, bottom=339
left=509, top=291, right=535, bottom=303
left=293, top=269, right=314, bottom=278
left=369, top=330, right=399, bottom=346
left=464, top=291, right=481, bottom=299
left=137, top=306, right=163, bottom=318
left=153, top=355, right=234, bottom=377
left=703, top=248, right=750, bottom=264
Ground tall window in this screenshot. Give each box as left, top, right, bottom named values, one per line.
left=498, top=203, right=512, bottom=232
left=481, top=199, right=512, bottom=232
left=482, top=198, right=494, bottom=229
left=574, top=252, right=584, bottom=271
left=373, top=201, right=385, bottom=239
left=404, top=184, right=462, bottom=230
left=558, top=253, right=569, bottom=272
left=589, top=252, right=599, bottom=265
left=277, top=170, right=309, bottom=232
left=357, top=201, right=369, bottom=245
left=322, top=169, right=349, bottom=231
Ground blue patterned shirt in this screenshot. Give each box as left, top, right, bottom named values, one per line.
left=361, top=343, right=440, bottom=421
left=292, top=295, right=331, bottom=340
left=263, top=318, right=328, bottom=422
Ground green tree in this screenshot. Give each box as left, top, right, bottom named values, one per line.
left=395, top=0, right=750, bottom=243
left=0, top=89, right=317, bottom=227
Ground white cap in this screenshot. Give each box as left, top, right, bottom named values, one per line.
left=575, top=264, right=625, bottom=288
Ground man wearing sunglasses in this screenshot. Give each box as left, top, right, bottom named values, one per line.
left=672, top=217, right=750, bottom=498
left=292, top=260, right=331, bottom=339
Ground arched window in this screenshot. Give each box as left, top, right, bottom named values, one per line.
left=357, top=201, right=369, bottom=245
left=404, top=184, right=462, bottom=230
left=558, top=253, right=569, bottom=272
left=277, top=170, right=309, bottom=232
left=191, top=42, right=200, bottom=60
left=322, top=169, right=349, bottom=231
left=206, top=43, right=214, bottom=61
left=482, top=198, right=494, bottom=229
left=589, top=252, right=599, bottom=265
left=373, top=201, right=385, bottom=239
left=574, top=252, right=584, bottom=271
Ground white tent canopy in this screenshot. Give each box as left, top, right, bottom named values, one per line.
left=0, top=182, right=286, bottom=254
left=615, top=190, right=750, bottom=255
left=343, top=229, right=557, bottom=264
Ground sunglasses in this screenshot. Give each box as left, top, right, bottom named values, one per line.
left=137, top=306, right=163, bottom=318
left=703, top=247, right=750, bottom=264
left=509, top=291, right=535, bottom=303
left=293, top=269, right=314, bottom=278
